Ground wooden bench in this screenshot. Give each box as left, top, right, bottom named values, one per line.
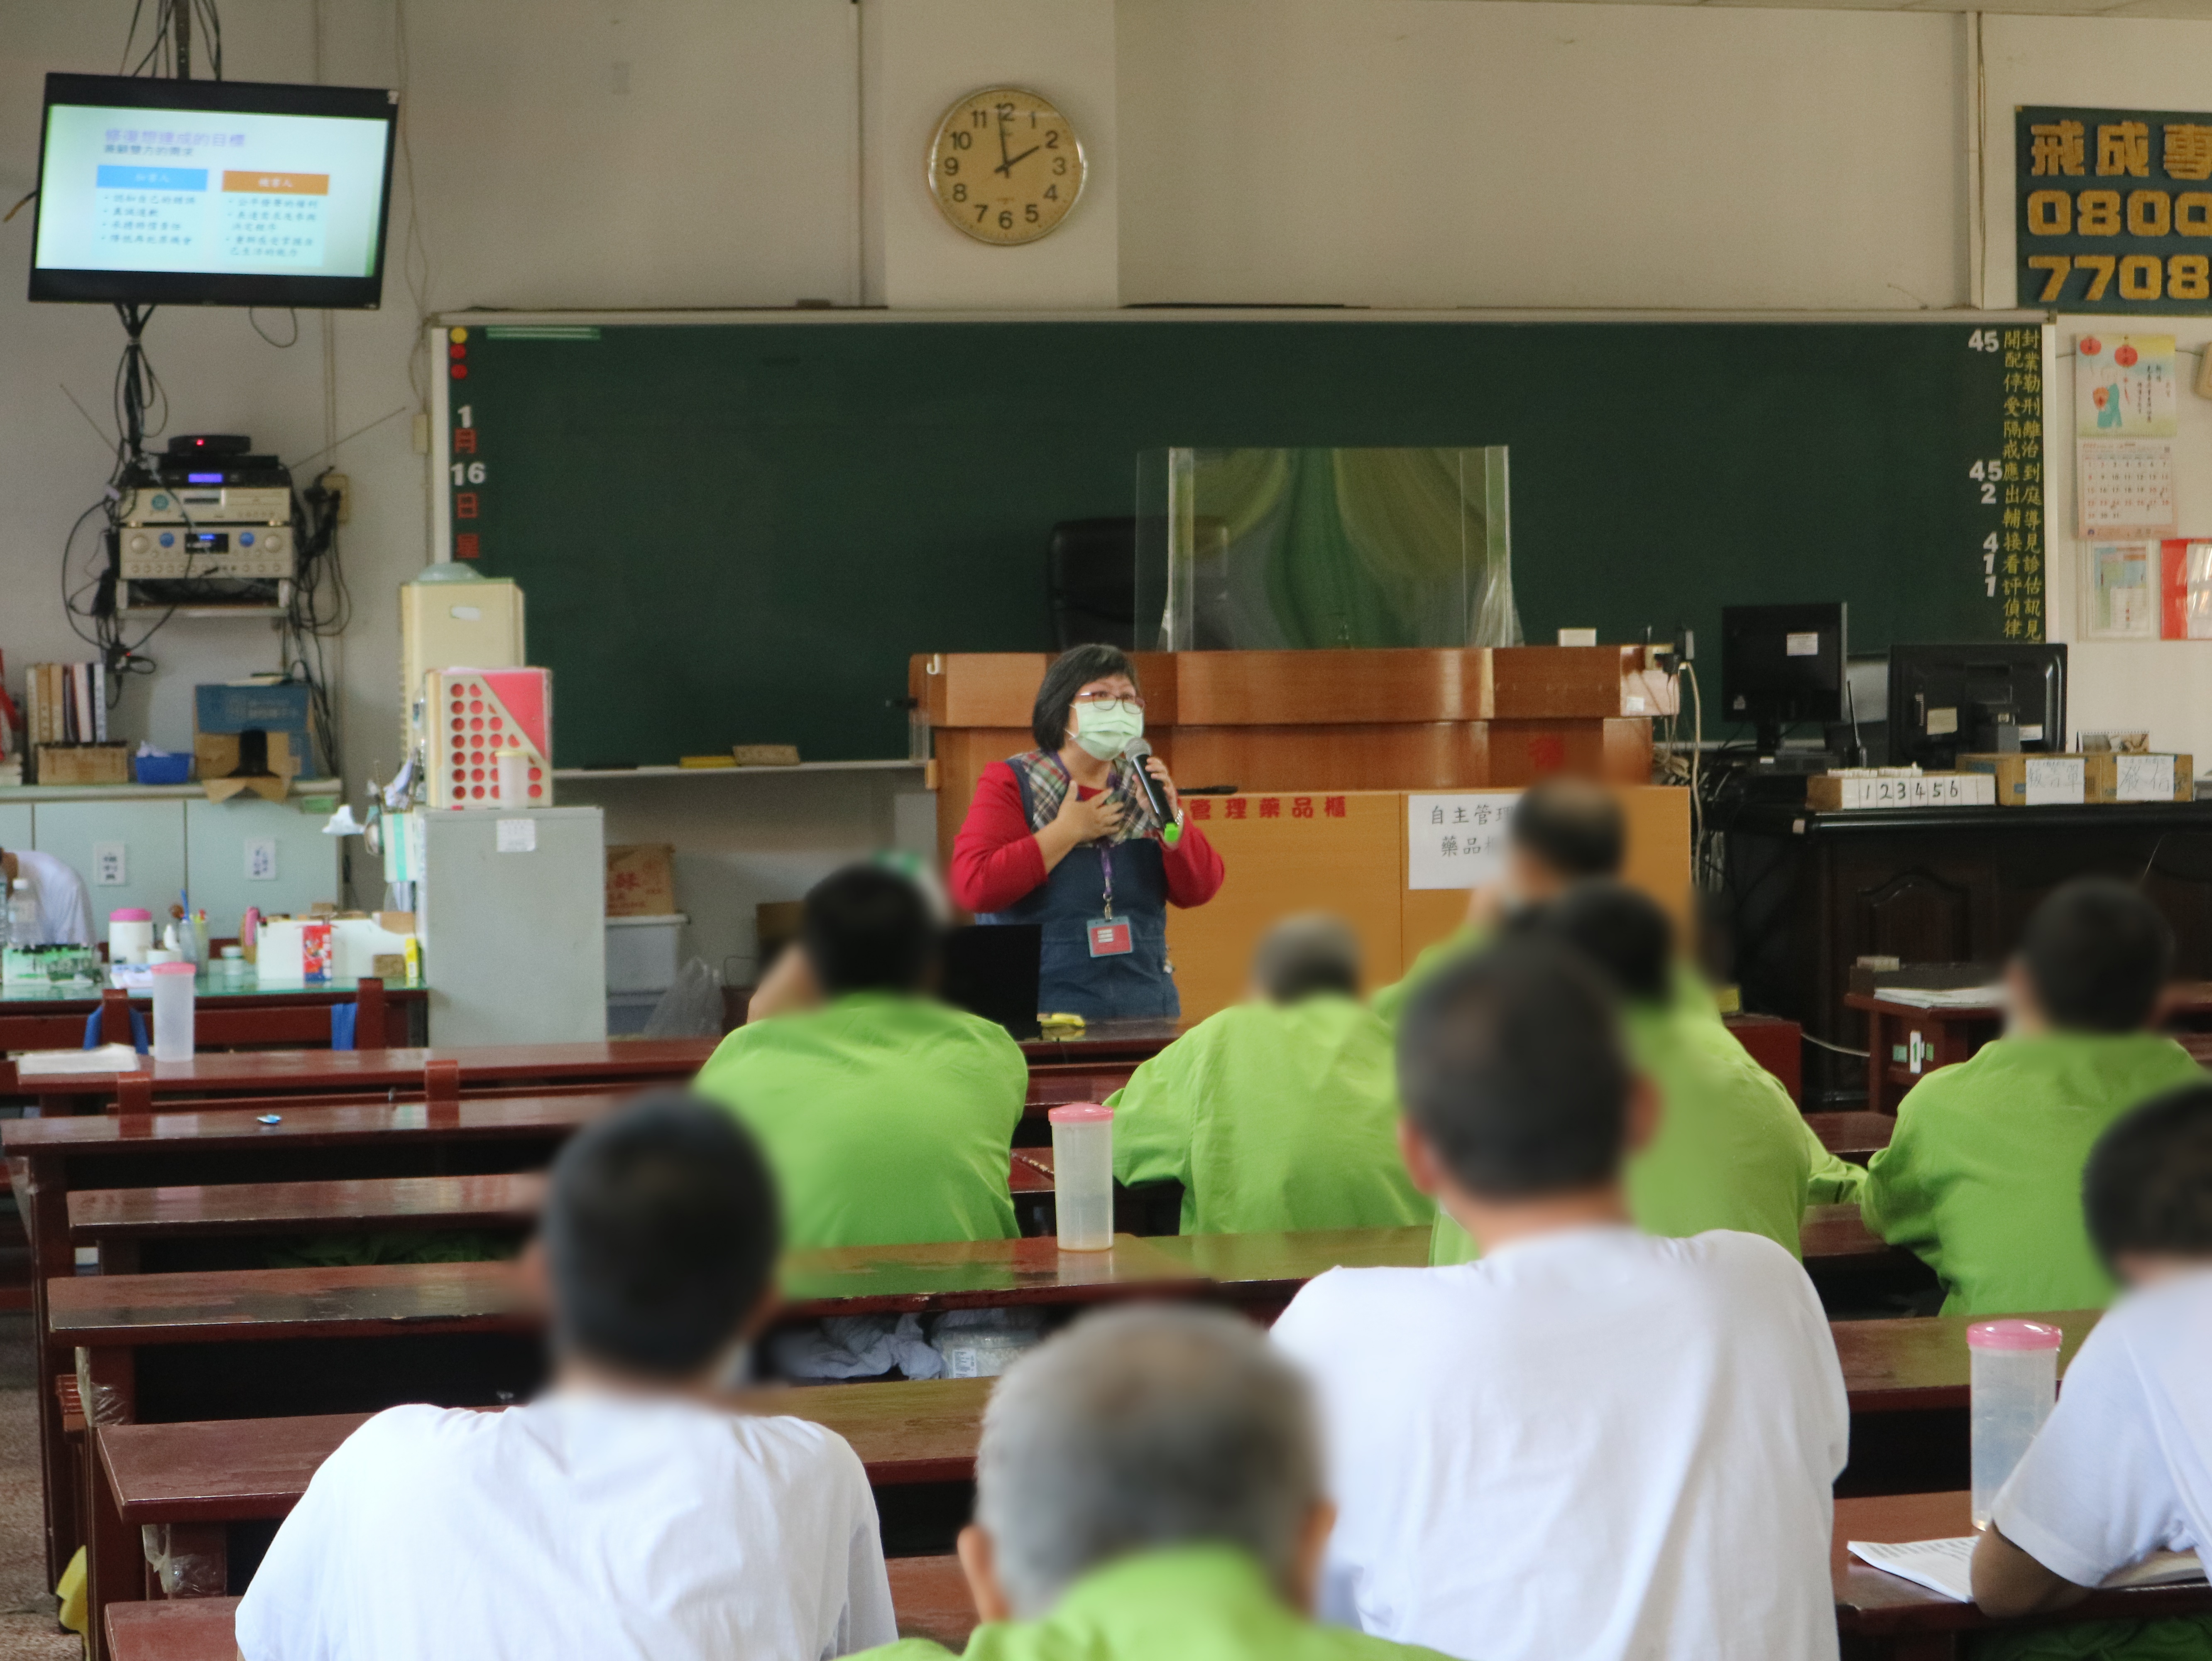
left=101, top=1558, right=979, bottom=1661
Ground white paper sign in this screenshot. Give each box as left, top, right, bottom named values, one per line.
left=495, top=817, right=537, bottom=853
left=2117, top=753, right=2176, bottom=801
left=1407, top=793, right=1520, bottom=890
left=2024, top=756, right=2085, bottom=806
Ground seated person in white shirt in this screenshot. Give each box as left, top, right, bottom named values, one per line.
left=235, top=1091, right=897, bottom=1661
left=1270, top=936, right=1850, bottom=1661
left=1971, top=1081, right=2212, bottom=1659
left=0, top=845, right=93, bottom=945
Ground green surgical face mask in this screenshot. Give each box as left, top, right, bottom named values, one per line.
left=1070, top=700, right=1143, bottom=760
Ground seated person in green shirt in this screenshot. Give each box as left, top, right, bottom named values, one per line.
left=1373, top=776, right=1716, bottom=1028
left=856, top=1303, right=1447, bottom=1661
left=1862, top=876, right=2203, bottom=1317
left=1107, top=914, right=1428, bottom=1235
left=1431, top=881, right=1858, bottom=1265
left=692, top=864, right=1025, bottom=1251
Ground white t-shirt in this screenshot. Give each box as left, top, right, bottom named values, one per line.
left=235, top=1394, right=896, bottom=1661
left=1272, top=1224, right=1848, bottom=1661
left=11, top=849, right=92, bottom=946
left=1992, top=1266, right=2212, bottom=1586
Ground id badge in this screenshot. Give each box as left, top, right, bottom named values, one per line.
left=1087, top=917, right=1134, bottom=958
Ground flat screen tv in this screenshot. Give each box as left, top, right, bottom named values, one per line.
left=29, top=72, right=398, bottom=308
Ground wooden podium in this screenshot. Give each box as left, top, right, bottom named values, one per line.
left=910, top=646, right=1676, bottom=862
left=910, top=647, right=1689, bottom=1025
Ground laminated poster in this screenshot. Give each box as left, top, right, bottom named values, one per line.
left=2077, top=334, right=2178, bottom=436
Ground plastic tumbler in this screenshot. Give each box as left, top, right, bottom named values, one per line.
left=149, top=961, right=198, bottom=1063
left=1049, top=1103, right=1114, bottom=1252
left=1968, top=1318, right=2063, bottom=1526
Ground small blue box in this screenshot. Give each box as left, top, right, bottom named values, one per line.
left=133, top=750, right=193, bottom=785
left=195, top=683, right=311, bottom=747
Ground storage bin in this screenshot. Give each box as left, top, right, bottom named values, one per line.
left=605, top=913, right=688, bottom=994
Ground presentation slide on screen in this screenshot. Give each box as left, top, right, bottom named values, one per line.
left=34, top=103, right=389, bottom=276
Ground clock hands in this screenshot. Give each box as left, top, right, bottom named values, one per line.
left=995, top=142, right=1041, bottom=177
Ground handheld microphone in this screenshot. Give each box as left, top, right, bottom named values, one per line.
left=1124, top=738, right=1181, bottom=845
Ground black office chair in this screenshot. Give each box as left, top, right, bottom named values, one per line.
left=1048, top=518, right=1140, bottom=651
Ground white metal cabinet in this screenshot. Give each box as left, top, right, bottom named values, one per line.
left=184, top=796, right=342, bottom=939
left=418, top=806, right=606, bottom=1044
left=0, top=806, right=34, bottom=861
left=33, top=800, right=188, bottom=933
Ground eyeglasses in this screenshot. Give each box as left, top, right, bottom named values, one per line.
left=1072, top=693, right=1145, bottom=713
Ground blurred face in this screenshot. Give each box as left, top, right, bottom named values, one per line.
left=1066, top=674, right=1145, bottom=760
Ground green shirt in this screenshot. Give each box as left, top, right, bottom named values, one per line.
left=856, top=1544, right=1448, bottom=1661
left=1431, top=1000, right=1840, bottom=1265
left=1105, top=995, right=1429, bottom=1235
left=1860, top=1030, right=2204, bottom=1316
left=693, top=993, right=1025, bottom=1250
left=1373, top=924, right=1722, bottom=1029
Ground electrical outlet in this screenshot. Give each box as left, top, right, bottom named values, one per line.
left=324, top=472, right=351, bottom=523
left=245, top=838, right=278, bottom=881
left=93, top=843, right=126, bottom=886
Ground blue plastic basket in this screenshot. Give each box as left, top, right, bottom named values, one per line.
left=133, top=751, right=193, bottom=785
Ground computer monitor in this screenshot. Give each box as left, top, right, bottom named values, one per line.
left=1720, top=603, right=1849, bottom=756
left=1887, top=644, right=2067, bottom=769
left=30, top=73, right=398, bottom=308
left=941, top=924, right=1042, bottom=1041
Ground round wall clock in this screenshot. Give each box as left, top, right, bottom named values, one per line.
left=927, top=86, right=1086, bottom=246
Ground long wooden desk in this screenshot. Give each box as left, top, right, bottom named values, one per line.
left=1835, top=1489, right=2212, bottom=1658
left=86, top=1381, right=995, bottom=1654
left=24, top=1036, right=716, bottom=1113
left=106, top=1492, right=2212, bottom=1661
left=1808, top=1111, right=1892, bottom=1163
left=0, top=975, right=424, bottom=1059
left=7, top=1091, right=629, bottom=1585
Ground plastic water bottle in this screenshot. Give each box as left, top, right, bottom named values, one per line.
left=149, top=961, right=197, bottom=1062
left=1969, top=1318, right=2063, bottom=1527
left=1049, top=1103, right=1115, bottom=1252
left=9, top=881, right=37, bottom=948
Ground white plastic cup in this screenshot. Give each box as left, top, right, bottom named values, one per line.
left=495, top=748, right=528, bottom=806
left=1968, top=1318, right=2063, bottom=1527
left=149, top=961, right=197, bottom=1063
left=1049, top=1102, right=1115, bottom=1252
left=109, top=908, right=154, bottom=966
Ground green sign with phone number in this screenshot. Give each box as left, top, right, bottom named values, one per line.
left=2018, top=104, right=2212, bottom=313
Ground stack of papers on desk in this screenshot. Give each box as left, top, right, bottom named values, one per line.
left=1877, top=985, right=2006, bottom=1010
left=15, top=1045, right=144, bottom=1077
left=1850, top=1537, right=2205, bottom=1602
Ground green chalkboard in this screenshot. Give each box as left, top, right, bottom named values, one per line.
left=441, top=316, right=2045, bottom=766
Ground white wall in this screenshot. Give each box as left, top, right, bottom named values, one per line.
left=1117, top=0, right=1972, bottom=311
left=861, top=0, right=1119, bottom=307
left=9, top=0, right=2212, bottom=820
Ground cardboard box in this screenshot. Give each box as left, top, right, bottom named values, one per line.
left=196, top=682, right=312, bottom=748
left=1807, top=772, right=1996, bottom=812
left=1960, top=752, right=2087, bottom=807
left=606, top=844, right=677, bottom=917
left=2085, top=751, right=2193, bottom=803
left=194, top=730, right=301, bottom=802
left=34, top=744, right=130, bottom=786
